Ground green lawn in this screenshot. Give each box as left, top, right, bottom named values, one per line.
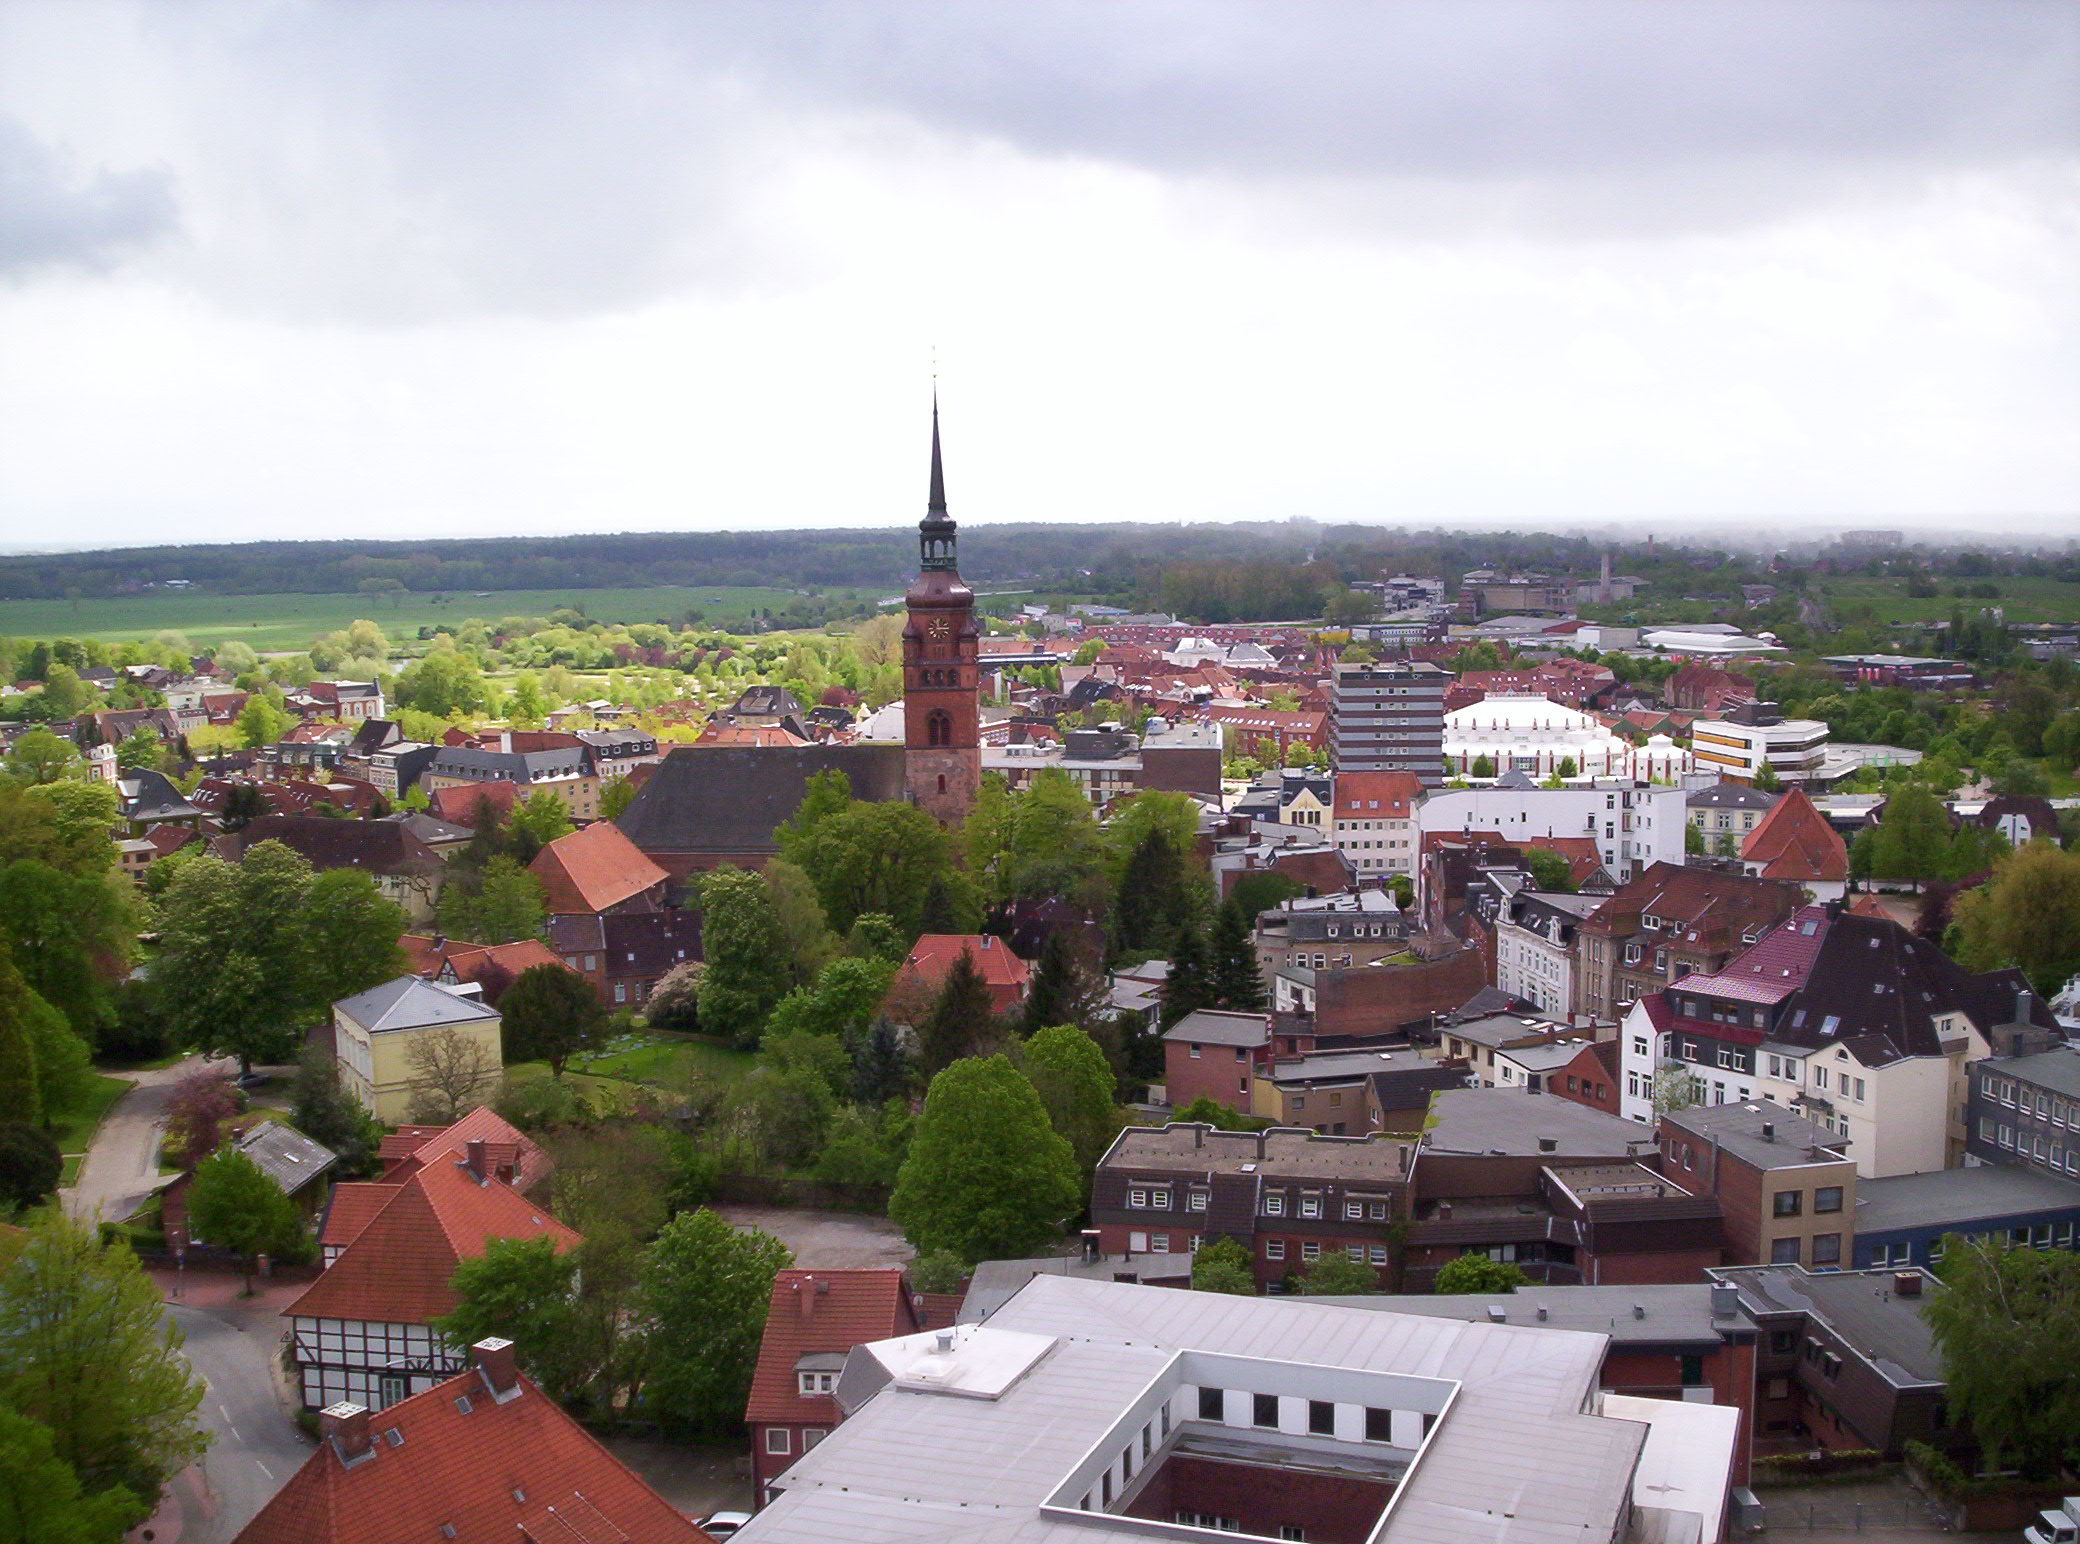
left=1817, top=575, right=2080, bottom=626
left=572, top=1033, right=753, bottom=1085
left=0, top=585, right=882, bottom=652
left=48, top=1072, right=132, bottom=1160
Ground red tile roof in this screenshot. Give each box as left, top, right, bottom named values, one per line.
left=528, top=822, right=669, bottom=915
left=888, top=934, right=1031, bottom=1016
left=232, top=1361, right=706, bottom=1544
left=1741, top=787, right=1849, bottom=884
left=1331, top=771, right=1422, bottom=820
left=430, top=780, right=522, bottom=827
left=381, top=1107, right=553, bottom=1193
left=745, top=1269, right=921, bottom=1428
left=318, top=1183, right=400, bottom=1256
left=286, top=1148, right=578, bottom=1326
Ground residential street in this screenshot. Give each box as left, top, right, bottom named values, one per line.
left=62, top=1053, right=230, bottom=1226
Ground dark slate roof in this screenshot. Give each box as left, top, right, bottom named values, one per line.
left=229, top=815, right=444, bottom=876
left=614, top=744, right=909, bottom=858
left=732, top=685, right=806, bottom=718
left=428, top=746, right=587, bottom=783
left=600, top=910, right=702, bottom=977
left=120, top=768, right=204, bottom=824
left=1687, top=783, right=1778, bottom=811
left=232, top=1121, right=339, bottom=1198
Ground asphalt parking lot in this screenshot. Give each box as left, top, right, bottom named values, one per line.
left=715, top=1205, right=913, bottom=1270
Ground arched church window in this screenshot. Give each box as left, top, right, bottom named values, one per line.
left=927, top=710, right=952, bottom=748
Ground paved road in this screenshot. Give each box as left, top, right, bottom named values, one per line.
left=151, top=1296, right=314, bottom=1544
left=61, top=1053, right=230, bottom=1225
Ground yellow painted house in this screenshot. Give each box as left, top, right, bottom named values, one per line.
left=332, top=976, right=504, bottom=1123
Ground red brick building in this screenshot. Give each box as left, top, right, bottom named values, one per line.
left=527, top=820, right=669, bottom=916
left=746, top=1269, right=925, bottom=1507
left=887, top=933, right=1030, bottom=1019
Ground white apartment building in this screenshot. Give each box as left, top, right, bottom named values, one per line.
left=1690, top=705, right=1831, bottom=785
left=1495, top=890, right=1605, bottom=1017
left=1416, top=782, right=1688, bottom=888
left=1329, top=770, right=1422, bottom=878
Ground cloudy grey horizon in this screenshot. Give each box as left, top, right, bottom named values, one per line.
left=1, top=0, right=2076, bottom=549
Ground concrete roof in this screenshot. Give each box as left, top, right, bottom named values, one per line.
left=959, top=1252, right=1193, bottom=1324
left=1710, top=1266, right=1944, bottom=1388
left=1103, top=1124, right=1416, bottom=1184
left=1315, top=1283, right=1751, bottom=1348
left=748, top=1273, right=1711, bottom=1544
left=1983, top=1045, right=2080, bottom=1100
left=1422, top=1088, right=1657, bottom=1160
left=1853, top=1165, right=2080, bottom=1236
left=1660, top=1099, right=1847, bottom=1169
left=1163, top=1008, right=1269, bottom=1047
left=1436, top=1010, right=1573, bottom=1049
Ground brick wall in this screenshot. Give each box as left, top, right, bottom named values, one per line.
left=1122, top=1454, right=1391, bottom=1544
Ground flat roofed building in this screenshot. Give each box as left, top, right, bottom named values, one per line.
left=748, top=1274, right=1738, bottom=1544
left=1329, top=660, right=1449, bottom=784
left=1851, top=1164, right=2080, bottom=1271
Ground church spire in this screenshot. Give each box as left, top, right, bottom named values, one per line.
left=919, top=392, right=956, bottom=570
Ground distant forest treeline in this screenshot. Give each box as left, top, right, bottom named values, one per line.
left=0, top=522, right=1631, bottom=604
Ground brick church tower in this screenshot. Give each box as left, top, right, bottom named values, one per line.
left=902, top=399, right=981, bottom=825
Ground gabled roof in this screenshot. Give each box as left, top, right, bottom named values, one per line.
left=527, top=822, right=668, bottom=915
left=1741, top=788, right=1849, bottom=883
left=615, top=744, right=908, bottom=858
left=746, top=1269, right=922, bottom=1428
left=334, top=976, right=499, bottom=1033
left=319, top=1183, right=399, bottom=1255
left=1332, top=770, right=1422, bottom=820
left=231, top=1121, right=339, bottom=1198
left=231, top=1360, right=702, bottom=1544
left=225, top=815, right=443, bottom=876
left=892, top=934, right=1031, bottom=997
left=381, top=1106, right=552, bottom=1193
left=286, top=1148, right=578, bottom=1325
left=429, top=780, right=522, bottom=827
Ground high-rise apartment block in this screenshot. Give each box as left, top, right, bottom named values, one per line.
left=1329, top=660, right=1449, bottom=783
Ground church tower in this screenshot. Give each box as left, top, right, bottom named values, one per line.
left=902, top=398, right=981, bottom=825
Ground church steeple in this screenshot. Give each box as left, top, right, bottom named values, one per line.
left=919, top=395, right=956, bottom=572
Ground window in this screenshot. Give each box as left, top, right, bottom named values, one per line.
left=1265, top=1194, right=1285, bottom=1217
left=1199, top=1386, right=1225, bottom=1421
left=1368, top=1245, right=1389, bottom=1264
left=1299, top=1196, right=1321, bottom=1219
left=1369, top=1200, right=1389, bottom=1220
left=1814, top=1187, right=1843, bottom=1215
left=1189, top=1043, right=1202, bottom=1059
left=1811, top=1234, right=1842, bottom=1266
left=1364, top=1406, right=1392, bottom=1443
left=378, top=1374, right=408, bottom=1409
left=1769, top=1329, right=1795, bottom=1354
left=803, top=1428, right=824, bottom=1450
left=1253, top=1393, right=1280, bottom=1429
left=1129, top=1189, right=1149, bottom=1209
left=1151, top=1190, right=1171, bottom=1209
left=1265, top=1239, right=1286, bottom=1261
left=1345, top=1200, right=1364, bottom=1220
left=1308, top=1400, right=1335, bottom=1436
left=1770, top=1237, right=1801, bottom=1264
left=1772, top=1191, right=1802, bottom=1218
left=796, top=1371, right=834, bottom=1395
left=1189, top=1190, right=1209, bottom=1212
left=765, top=1427, right=792, bottom=1455
left=1813, top=1067, right=1829, bottom=1091
left=1301, top=1241, right=1321, bottom=1261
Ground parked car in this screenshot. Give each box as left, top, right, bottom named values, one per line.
left=698, top=1511, right=752, bottom=1539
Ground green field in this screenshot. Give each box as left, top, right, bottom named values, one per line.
left=0, top=584, right=884, bottom=652
left=1817, top=575, right=2080, bottom=626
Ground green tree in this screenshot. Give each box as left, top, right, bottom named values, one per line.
left=763, top=956, right=896, bottom=1044
left=300, top=869, right=406, bottom=1008
left=783, top=797, right=952, bottom=935
left=1163, top=922, right=1213, bottom=1028
left=1523, top=846, right=1577, bottom=893
left=153, top=845, right=317, bottom=1075
left=1298, top=1250, right=1379, bottom=1295
left=1113, top=828, right=1187, bottom=958
left=0, top=859, right=130, bottom=1045
left=35, top=666, right=93, bottom=721
left=498, top=963, right=605, bottom=1077
left=599, top=775, right=636, bottom=820
left=843, top=912, right=907, bottom=964
left=1021, top=927, right=1104, bottom=1039
left=1948, top=843, right=2080, bottom=994
left=764, top=858, right=838, bottom=989
left=0, top=1122, right=61, bottom=1212
left=695, top=866, right=791, bottom=1049
left=0, top=963, right=44, bottom=1130
left=1209, top=901, right=1266, bottom=1012
left=890, top=1055, right=1080, bottom=1263
left=1020, top=1025, right=1120, bottom=1176
left=234, top=695, right=292, bottom=749
left=3, top=729, right=83, bottom=785
left=850, top=1015, right=914, bottom=1104
left=914, top=947, right=995, bottom=1078
left=186, top=1147, right=307, bottom=1293
left=1434, top=1254, right=1529, bottom=1293
left=0, top=1407, right=142, bottom=1544
left=506, top=790, right=575, bottom=858
left=1174, top=1095, right=1260, bottom=1131
left=1751, top=762, right=1782, bottom=793
left=113, top=728, right=162, bottom=773
left=1190, top=1237, right=1257, bottom=1295
left=1924, top=1235, right=2080, bottom=1478
left=0, top=1211, right=208, bottom=1502
left=1868, top=784, right=1952, bottom=885
left=288, top=1044, right=381, bottom=1176
left=638, top=1208, right=792, bottom=1438
left=434, top=1235, right=585, bottom=1402
left=437, top=855, right=546, bottom=945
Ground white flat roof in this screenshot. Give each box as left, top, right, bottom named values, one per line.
left=1601, top=1393, right=1740, bottom=1544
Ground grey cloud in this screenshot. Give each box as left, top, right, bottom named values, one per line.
left=0, top=116, right=178, bottom=277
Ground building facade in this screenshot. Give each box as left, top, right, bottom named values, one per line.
left=902, top=402, right=983, bottom=825
left=1327, top=660, right=1449, bottom=783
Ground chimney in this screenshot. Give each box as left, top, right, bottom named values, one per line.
left=463, top=1139, right=487, bottom=1182
left=1486, top=1304, right=1506, bottom=1323
left=1710, top=1282, right=1740, bottom=1318
left=320, top=1401, right=373, bottom=1464
left=934, top=1330, right=955, bottom=1354
left=797, top=1277, right=817, bottom=1320
left=1760, top=1123, right=1775, bottom=1143
left=1535, top=1305, right=1549, bottom=1321
left=1537, top=1136, right=1558, bottom=1154
left=1632, top=1303, right=1646, bottom=1320
left=472, top=1336, right=519, bottom=1397
left=1893, top=1271, right=1922, bottom=1298
left=1437, top=1201, right=1453, bottom=1221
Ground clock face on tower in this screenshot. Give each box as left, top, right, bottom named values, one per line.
left=927, top=618, right=950, bottom=640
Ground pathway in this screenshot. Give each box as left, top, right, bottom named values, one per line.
left=62, top=1053, right=231, bottom=1226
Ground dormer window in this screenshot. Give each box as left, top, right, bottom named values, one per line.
left=797, top=1371, right=836, bottom=1396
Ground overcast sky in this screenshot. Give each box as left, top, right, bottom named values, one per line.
left=2, top=0, right=2076, bottom=552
